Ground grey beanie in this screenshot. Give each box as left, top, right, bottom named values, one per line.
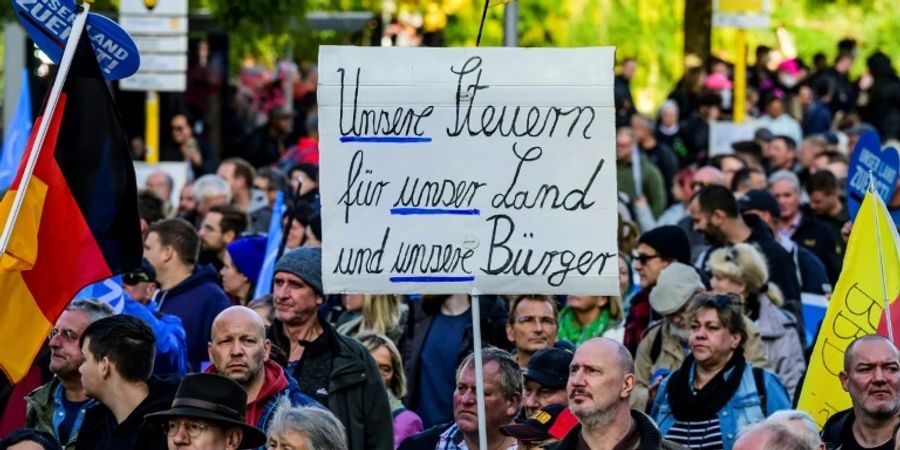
left=274, top=247, right=323, bottom=295
left=649, top=262, right=703, bottom=315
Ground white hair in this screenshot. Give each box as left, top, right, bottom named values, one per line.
left=192, top=174, right=232, bottom=203
left=768, top=170, right=801, bottom=194
left=765, top=410, right=823, bottom=449
left=266, top=399, right=347, bottom=450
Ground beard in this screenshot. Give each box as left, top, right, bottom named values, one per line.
left=668, top=323, right=691, bottom=345
left=572, top=402, right=616, bottom=431
left=702, top=224, right=728, bottom=246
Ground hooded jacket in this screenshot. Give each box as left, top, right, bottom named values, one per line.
left=268, top=318, right=394, bottom=450
left=75, top=376, right=178, bottom=450
left=155, top=264, right=232, bottom=371
left=207, top=359, right=320, bottom=448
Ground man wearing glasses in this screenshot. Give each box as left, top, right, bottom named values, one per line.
left=25, top=300, right=114, bottom=450
left=506, top=295, right=561, bottom=368
left=146, top=373, right=266, bottom=450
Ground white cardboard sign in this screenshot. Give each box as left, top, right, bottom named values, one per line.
left=318, top=46, right=619, bottom=295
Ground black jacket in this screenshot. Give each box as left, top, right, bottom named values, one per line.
left=791, top=211, right=842, bottom=284
left=551, top=409, right=686, bottom=450
left=75, top=377, right=178, bottom=450
left=400, top=296, right=510, bottom=412
left=268, top=318, right=393, bottom=450
left=397, top=422, right=453, bottom=450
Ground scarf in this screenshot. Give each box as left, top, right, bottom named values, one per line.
left=666, top=349, right=746, bottom=421
left=558, top=306, right=610, bottom=346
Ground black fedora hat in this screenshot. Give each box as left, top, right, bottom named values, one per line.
left=145, top=373, right=267, bottom=449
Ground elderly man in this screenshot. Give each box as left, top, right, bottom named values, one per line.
left=146, top=373, right=267, bottom=450
left=554, top=338, right=684, bottom=449
left=769, top=170, right=841, bottom=284
left=506, top=295, right=559, bottom=368
left=522, top=348, right=573, bottom=417
left=266, top=247, right=392, bottom=450
left=207, top=306, right=319, bottom=433
left=145, top=170, right=174, bottom=212
left=26, top=301, right=114, bottom=450
left=766, top=410, right=824, bottom=450
left=399, top=348, right=522, bottom=450
left=821, top=335, right=900, bottom=450
left=732, top=422, right=814, bottom=450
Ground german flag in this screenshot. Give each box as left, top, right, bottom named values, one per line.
left=0, top=32, right=142, bottom=383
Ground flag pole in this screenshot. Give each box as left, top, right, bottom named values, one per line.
left=0, top=3, right=92, bottom=255
left=476, top=0, right=490, bottom=47
left=869, top=170, right=895, bottom=342
left=470, top=289, right=488, bottom=450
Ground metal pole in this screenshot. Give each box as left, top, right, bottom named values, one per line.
left=870, top=172, right=895, bottom=342
left=471, top=292, right=488, bottom=450
left=0, top=5, right=91, bottom=255
left=503, top=2, right=518, bottom=47
left=145, top=91, right=159, bottom=163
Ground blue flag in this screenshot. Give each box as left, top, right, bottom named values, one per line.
left=0, top=69, right=32, bottom=191
left=255, top=191, right=287, bottom=298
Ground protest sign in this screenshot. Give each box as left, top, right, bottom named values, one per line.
left=318, top=46, right=618, bottom=295
left=846, top=131, right=899, bottom=221
left=13, top=0, right=140, bottom=80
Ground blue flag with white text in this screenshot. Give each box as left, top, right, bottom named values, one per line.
left=255, top=191, right=286, bottom=298
left=0, top=70, right=32, bottom=191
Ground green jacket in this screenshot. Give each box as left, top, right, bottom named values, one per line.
left=25, top=378, right=96, bottom=450
left=616, top=155, right=667, bottom=218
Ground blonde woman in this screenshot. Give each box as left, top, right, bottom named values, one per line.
left=707, top=243, right=806, bottom=399
left=358, top=332, right=423, bottom=449
left=337, top=295, right=408, bottom=346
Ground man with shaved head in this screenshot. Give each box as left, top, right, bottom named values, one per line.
left=208, top=306, right=319, bottom=433
left=822, top=334, right=900, bottom=450
left=554, top=338, right=685, bottom=449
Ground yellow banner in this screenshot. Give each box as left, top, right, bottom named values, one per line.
left=797, top=191, right=900, bottom=428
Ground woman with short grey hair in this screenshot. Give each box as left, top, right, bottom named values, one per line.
left=266, top=399, right=348, bottom=450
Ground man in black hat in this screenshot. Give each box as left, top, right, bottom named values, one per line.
left=146, top=373, right=267, bottom=450
left=522, top=348, right=573, bottom=418
left=623, top=225, right=692, bottom=355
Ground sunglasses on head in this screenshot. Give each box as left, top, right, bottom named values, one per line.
left=122, top=272, right=151, bottom=286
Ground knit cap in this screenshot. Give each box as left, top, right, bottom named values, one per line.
left=637, top=225, right=691, bottom=264
left=226, top=236, right=268, bottom=285
left=273, top=247, right=323, bottom=295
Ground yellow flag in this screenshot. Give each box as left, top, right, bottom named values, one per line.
left=797, top=190, right=900, bottom=428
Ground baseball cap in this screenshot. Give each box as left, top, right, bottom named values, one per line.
left=123, top=259, right=156, bottom=286
left=500, top=404, right=578, bottom=442
left=754, top=127, right=774, bottom=142
left=739, top=189, right=780, bottom=218
left=523, top=348, right=574, bottom=389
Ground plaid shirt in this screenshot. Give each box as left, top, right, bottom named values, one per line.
left=436, top=424, right=519, bottom=450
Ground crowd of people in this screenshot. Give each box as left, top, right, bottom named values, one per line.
left=1, top=36, right=900, bottom=450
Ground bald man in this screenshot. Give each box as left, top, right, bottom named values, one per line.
left=208, top=306, right=319, bottom=433
left=733, top=422, right=814, bottom=450
left=822, top=335, right=900, bottom=450
left=553, top=338, right=686, bottom=449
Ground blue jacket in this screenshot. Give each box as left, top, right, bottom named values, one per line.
left=123, top=298, right=189, bottom=376
left=254, top=369, right=320, bottom=438
left=154, top=264, right=232, bottom=371
left=650, top=362, right=791, bottom=450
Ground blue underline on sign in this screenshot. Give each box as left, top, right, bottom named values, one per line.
left=390, top=276, right=476, bottom=283
left=390, top=208, right=481, bottom=216
left=339, top=136, right=432, bottom=143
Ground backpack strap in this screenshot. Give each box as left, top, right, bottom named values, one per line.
left=753, top=367, right=768, bottom=417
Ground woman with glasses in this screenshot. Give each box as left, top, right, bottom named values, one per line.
left=357, top=332, right=423, bottom=449
left=557, top=295, right=624, bottom=346
left=707, top=243, right=806, bottom=400
left=650, top=292, right=791, bottom=450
